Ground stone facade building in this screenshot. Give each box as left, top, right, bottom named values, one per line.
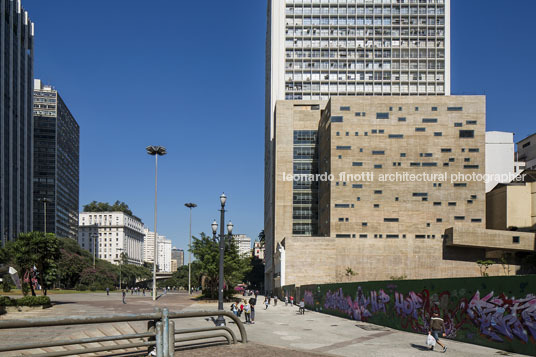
left=269, top=97, right=535, bottom=289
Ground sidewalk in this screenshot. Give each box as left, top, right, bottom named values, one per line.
left=183, top=296, right=524, bottom=357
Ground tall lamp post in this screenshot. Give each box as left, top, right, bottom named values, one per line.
left=213, top=193, right=233, bottom=326
left=184, top=202, right=197, bottom=295
left=146, top=145, right=167, bottom=301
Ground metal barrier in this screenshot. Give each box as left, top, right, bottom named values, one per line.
left=0, top=309, right=247, bottom=357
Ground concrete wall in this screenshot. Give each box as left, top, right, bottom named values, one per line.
left=285, top=276, right=536, bottom=356
left=485, top=132, right=515, bottom=192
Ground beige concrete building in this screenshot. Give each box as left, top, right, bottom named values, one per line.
left=170, top=259, right=178, bottom=272
left=267, top=96, right=535, bottom=290
left=486, top=171, right=536, bottom=232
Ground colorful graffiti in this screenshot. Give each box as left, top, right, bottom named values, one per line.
left=292, top=276, right=536, bottom=356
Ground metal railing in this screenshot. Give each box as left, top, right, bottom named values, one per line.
left=0, top=309, right=247, bottom=357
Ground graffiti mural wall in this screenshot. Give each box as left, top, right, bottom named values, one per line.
left=288, top=276, right=536, bottom=356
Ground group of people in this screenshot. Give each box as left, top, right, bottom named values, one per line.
left=230, top=296, right=257, bottom=324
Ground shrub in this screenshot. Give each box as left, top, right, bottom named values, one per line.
left=2, top=282, right=10, bottom=292
left=14, top=296, right=50, bottom=307
left=89, top=284, right=97, bottom=292
left=76, top=284, right=88, bottom=291
left=0, top=296, right=12, bottom=307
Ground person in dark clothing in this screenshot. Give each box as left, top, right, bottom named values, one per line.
left=249, top=296, right=257, bottom=323
left=429, top=312, right=447, bottom=352
left=122, top=290, right=127, bottom=304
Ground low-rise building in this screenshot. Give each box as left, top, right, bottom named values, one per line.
left=78, top=212, right=144, bottom=265
left=517, top=133, right=536, bottom=171
left=253, top=241, right=265, bottom=261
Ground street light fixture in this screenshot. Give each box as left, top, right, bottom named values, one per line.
left=146, top=145, right=167, bottom=301
left=184, top=202, right=197, bottom=295
left=215, top=193, right=233, bottom=326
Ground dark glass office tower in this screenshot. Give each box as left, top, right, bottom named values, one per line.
left=33, top=79, right=79, bottom=240
left=0, top=0, right=34, bottom=246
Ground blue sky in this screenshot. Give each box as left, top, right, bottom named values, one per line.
left=24, top=0, right=535, bottom=252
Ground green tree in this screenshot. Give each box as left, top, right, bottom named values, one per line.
left=476, top=259, right=495, bottom=277
left=244, top=256, right=264, bottom=290
left=258, top=230, right=265, bottom=247
left=191, top=233, right=251, bottom=299
left=83, top=200, right=137, bottom=219
left=6, top=232, right=61, bottom=296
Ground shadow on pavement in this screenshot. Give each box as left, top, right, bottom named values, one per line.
left=410, top=343, right=432, bottom=351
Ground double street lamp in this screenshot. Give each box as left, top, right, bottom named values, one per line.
left=146, top=145, right=167, bottom=301
left=212, top=193, right=233, bottom=326
left=184, top=202, right=197, bottom=295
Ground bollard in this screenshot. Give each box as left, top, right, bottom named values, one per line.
left=162, top=308, right=169, bottom=357
left=168, top=320, right=175, bottom=356
left=156, top=321, right=164, bottom=357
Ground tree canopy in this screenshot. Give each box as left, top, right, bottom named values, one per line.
left=190, top=233, right=251, bottom=299
left=83, top=200, right=141, bottom=221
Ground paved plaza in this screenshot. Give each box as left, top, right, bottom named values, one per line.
left=0, top=292, right=525, bottom=356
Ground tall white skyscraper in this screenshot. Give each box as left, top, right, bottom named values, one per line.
left=265, top=0, right=451, bottom=290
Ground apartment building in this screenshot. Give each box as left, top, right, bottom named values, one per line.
left=78, top=212, right=145, bottom=265
left=0, top=0, right=34, bottom=245
left=143, top=228, right=172, bottom=272
left=270, top=97, right=535, bottom=289
left=232, top=234, right=252, bottom=257
left=33, top=80, right=80, bottom=239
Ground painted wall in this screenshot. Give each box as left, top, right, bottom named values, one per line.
left=283, top=276, right=536, bottom=356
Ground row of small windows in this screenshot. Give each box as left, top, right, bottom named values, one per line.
left=341, top=106, right=463, bottom=113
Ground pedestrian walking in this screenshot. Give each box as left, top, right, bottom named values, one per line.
left=230, top=302, right=238, bottom=316
left=274, top=296, right=278, bottom=306
left=429, top=312, right=448, bottom=352
left=264, top=297, right=269, bottom=310
left=122, top=290, right=126, bottom=304
left=285, top=296, right=288, bottom=306
left=290, top=296, right=294, bottom=305
left=106, top=287, right=110, bottom=296
left=244, top=300, right=251, bottom=324
left=143, top=288, right=146, bottom=296
left=249, top=296, right=257, bottom=323
left=299, top=299, right=305, bottom=314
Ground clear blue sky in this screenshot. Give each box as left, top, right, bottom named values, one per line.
left=24, top=0, right=535, bottom=252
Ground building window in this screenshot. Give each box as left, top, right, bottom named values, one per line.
left=384, top=218, right=399, bottom=222
left=389, top=134, right=404, bottom=139
left=413, top=193, right=428, bottom=197
left=460, top=130, right=475, bottom=138
left=398, top=117, right=406, bottom=122
left=376, top=112, right=389, bottom=119
left=464, top=165, right=479, bottom=169
left=359, top=234, right=368, bottom=239
left=436, top=218, right=443, bottom=223
left=522, top=141, right=531, bottom=148
left=454, top=183, right=467, bottom=187
left=400, top=153, right=406, bottom=157
left=471, top=218, right=482, bottom=223
left=441, top=148, right=452, bottom=153
left=372, top=150, right=385, bottom=155
left=415, top=235, right=426, bottom=239
left=374, top=164, right=383, bottom=169
left=415, top=107, right=419, bottom=111
left=374, top=190, right=382, bottom=195
left=336, top=234, right=351, bottom=238
left=432, top=107, right=438, bottom=111
left=335, top=204, right=350, bottom=208
left=336, top=146, right=351, bottom=150
left=415, top=127, right=426, bottom=132
left=352, top=162, right=363, bottom=166
left=433, top=202, right=441, bottom=206
left=352, top=184, right=363, bottom=188
left=448, top=202, right=457, bottom=206
left=422, top=118, right=438, bottom=123
left=466, top=120, right=477, bottom=125
left=454, top=123, right=463, bottom=127
left=374, top=204, right=380, bottom=208
left=340, top=106, right=351, bottom=111
left=434, top=132, right=443, bottom=137
left=410, top=162, right=421, bottom=167
left=468, top=148, right=480, bottom=153
left=362, top=222, right=368, bottom=227
left=422, top=163, right=437, bottom=167
left=513, top=236, right=520, bottom=244
left=386, top=234, right=399, bottom=239
left=447, top=107, right=463, bottom=111
left=331, top=116, right=343, bottom=123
